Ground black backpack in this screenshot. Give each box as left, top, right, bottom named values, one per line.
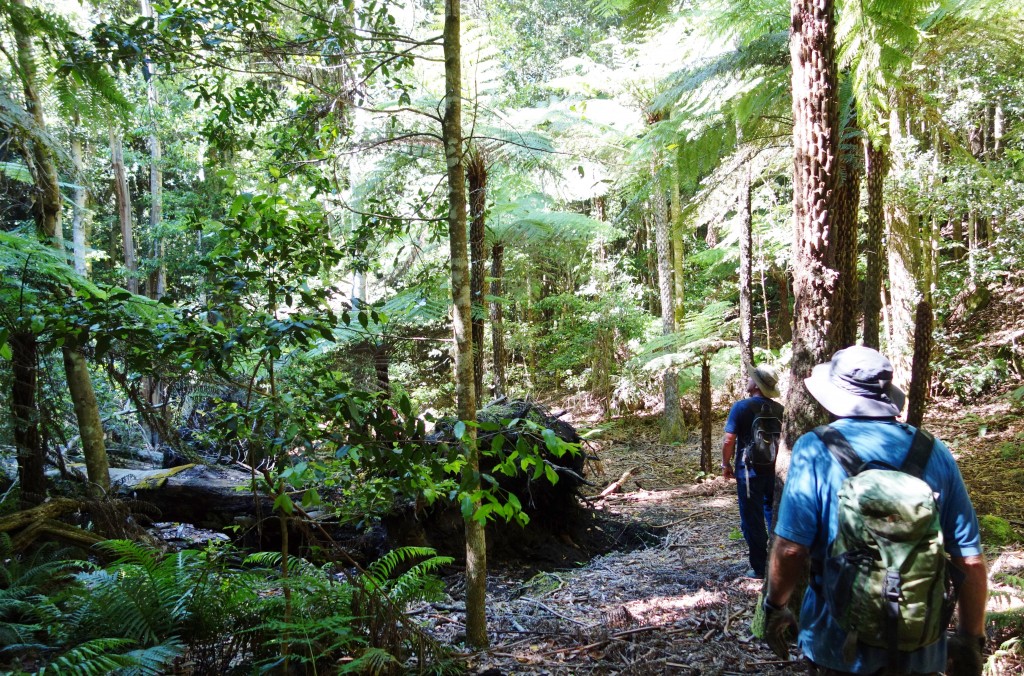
left=742, top=400, right=784, bottom=467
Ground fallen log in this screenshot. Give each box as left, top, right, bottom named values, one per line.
left=109, top=464, right=274, bottom=530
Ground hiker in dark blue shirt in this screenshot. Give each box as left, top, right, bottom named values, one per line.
left=722, top=364, right=784, bottom=580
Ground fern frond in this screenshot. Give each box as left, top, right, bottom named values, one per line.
left=30, top=637, right=137, bottom=676
left=338, top=647, right=400, bottom=674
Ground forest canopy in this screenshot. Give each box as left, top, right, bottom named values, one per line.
left=2, top=0, right=1024, bottom=672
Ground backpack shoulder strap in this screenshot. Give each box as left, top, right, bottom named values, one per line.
left=900, top=428, right=935, bottom=478
left=812, top=424, right=863, bottom=476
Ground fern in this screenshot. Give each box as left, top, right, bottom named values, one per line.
left=30, top=638, right=139, bottom=676
left=338, top=647, right=400, bottom=675
left=360, top=546, right=453, bottom=607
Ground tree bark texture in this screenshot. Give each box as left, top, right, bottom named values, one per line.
left=905, top=301, right=933, bottom=428
left=11, top=2, right=111, bottom=500
left=10, top=332, right=45, bottom=506
left=700, top=355, right=712, bottom=473
left=468, top=148, right=487, bottom=404
left=490, top=243, right=506, bottom=400
left=671, top=166, right=685, bottom=325
left=775, top=267, right=792, bottom=345
left=862, top=140, right=888, bottom=349
left=832, top=132, right=862, bottom=350
left=12, top=0, right=62, bottom=245
left=110, top=128, right=139, bottom=295
left=653, top=169, right=685, bottom=442
left=738, top=164, right=754, bottom=373
left=780, top=0, right=840, bottom=484
left=886, top=204, right=922, bottom=391
left=63, top=346, right=111, bottom=496
left=442, top=0, right=487, bottom=649
left=71, top=131, right=89, bottom=276
left=140, top=0, right=165, bottom=298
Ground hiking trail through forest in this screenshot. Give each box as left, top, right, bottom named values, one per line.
left=421, top=394, right=1024, bottom=675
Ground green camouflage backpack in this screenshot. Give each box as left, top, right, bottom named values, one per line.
left=813, top=425, right=954, bottom=661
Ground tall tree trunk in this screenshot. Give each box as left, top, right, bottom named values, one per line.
left=490, top=243, right=506, bottom=399
left=467, top=148, right=487, bottom=404
left=12, top=0, right=62, bottom=245
left=11, top=332, right=45, bottom=506
left=700, top=353, right=712, bottom=473
left=653, top=165, right=685, bottom=442
left=63, top=347, right=110, bottom=495
left=110, top=128, right=138, bottom=295
left=885, top=108, right=922, bottom=392
left=738, top=163, right=754, bottom=373
left=442, top=0, right=486, bottom=649
left=758, top=239, right=773, bottom=348
left=12, top=0, right=110, bottom=497
left=779, top=0, right=840, bottom=488
left=141, top=0, right=164, bottom=298
left=905, top=300, right=933, bottom=428
left=832, top=130, right=862, bottom=349
left=775, top=267, right=793, bottom=345
left=862, top=140, right=888, bottom=350
left=671, top=164, right=685, bottom=325
left=71, top=128, right=89, bottom=277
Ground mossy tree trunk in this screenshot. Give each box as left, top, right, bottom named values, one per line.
left=468, top=147, right=487, bottom=404
left=832, top=119, right=863, bottom=350
left=738, top=161, right=754, bottom=374
left=442, top=0, right=487, bottom=649
left=653, top=163, right=685, bottom=443
left=490, top=243, right=506, bottom=399
left=905, top=301, right=933, bottom=428
left=862, top=139, right=888, bottom=350
left=700, top=353, right=712, bottom=473
left=11, top=0, right=110, bottom=498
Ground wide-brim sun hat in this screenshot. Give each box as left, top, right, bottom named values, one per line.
left=804, top=345, right=906, bottom=418
left=747, top=363, right=781, bottom=399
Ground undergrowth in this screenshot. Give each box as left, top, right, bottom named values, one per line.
left=0, top=535, right=457, bottom=675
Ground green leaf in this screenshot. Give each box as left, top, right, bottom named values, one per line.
left=454, top=421, right=466, bottom=440
left=273, top=493, right=295, bottom=514
left=544, top=465, right=559, bottom=485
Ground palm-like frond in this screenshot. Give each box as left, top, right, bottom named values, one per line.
left=489, top=194, right=620, bottom=245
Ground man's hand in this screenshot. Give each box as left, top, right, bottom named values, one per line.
left=762, top=600, right=797, bottom=659
left=722, top=464, right=734, bottom=480
left=947, top=634, right=985, bottom=676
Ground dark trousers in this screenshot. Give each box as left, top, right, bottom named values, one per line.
left=736, top=467, right=774, bottom=576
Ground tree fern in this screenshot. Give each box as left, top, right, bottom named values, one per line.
left=29, top=637, right=139, bottom=676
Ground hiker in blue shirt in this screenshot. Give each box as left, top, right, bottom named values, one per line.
left=762, top=346, right=988, bottom=676
left=722, top=364, right=784, bottom=580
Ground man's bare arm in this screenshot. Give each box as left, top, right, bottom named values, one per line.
left=951, top=554, right=988, bottom=637
left=765, top=536, right=810, bottom=608
left=722, top=432, right=737, bottom=479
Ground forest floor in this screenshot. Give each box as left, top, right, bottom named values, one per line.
left=421, top=389, right=1024, bottom=675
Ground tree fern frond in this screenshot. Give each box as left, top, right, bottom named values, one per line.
left=338, top=647, right=400, bottom=674
left=121, top=637, right=185, bottom=676
left=30, top=637, right=137, bottom=676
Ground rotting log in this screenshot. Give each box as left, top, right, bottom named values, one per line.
left=109, top=464, right=274, bottom=530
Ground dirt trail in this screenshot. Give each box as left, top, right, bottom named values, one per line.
left=421, top=400, right=1024, bottom=675
left=424, top=418, right=793, bottom=675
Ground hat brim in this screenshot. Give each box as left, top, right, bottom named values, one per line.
left=804, top=362, right=905, bottom=418
left=746, top=364, right=780, bottom=399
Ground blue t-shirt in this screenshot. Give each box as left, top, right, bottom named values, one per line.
left=774, top=417, right=983, bottom=673
left=724, top=396, right=782, bottom=471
